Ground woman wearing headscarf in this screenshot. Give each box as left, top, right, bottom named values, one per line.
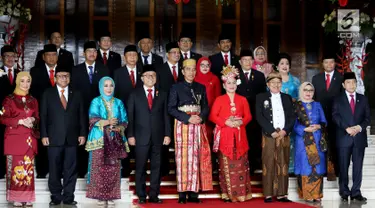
left=86, top=77, right=129, bottom=206
left=194, top=57, right=221, bottom=140
left=294, top=82, right=327, bottom=202
left=0, top=72, right=39, bottom=207
left=209, top=65, right=252, bottom=203
left=252, top=46, right=273, bottom=77
left=277, top=52, right=301, bottom=173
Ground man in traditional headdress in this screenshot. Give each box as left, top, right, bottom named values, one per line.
left=168, top=59, right=213, bottom=204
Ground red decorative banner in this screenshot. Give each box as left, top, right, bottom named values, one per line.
left=174, top=0, right=181, bottom=4
left=338, top=0, right=348, bottom=7
left=183, top=0, right=190, bottom=3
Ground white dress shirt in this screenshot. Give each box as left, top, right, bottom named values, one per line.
left=57, top=85, right=69, bottom=102
left=85, top=62, right=96, bottom=75
left=141, top=52, right=152, bottom=65
left=167, top=61, right=179, bottom=76
left=127, top=65, right=137, bottom=83
left=325, top=70, right=334, bottom=82
left=271, top=92, right=285, bottom=129
left=243, top=69, right=251, bottom=80
left=221, top=51, right=231, bottom=65
left=4, top=66, right=14, bottom=78
left=57, top=48, right=60, bottom=55
left=100, top=49, right=109, bottom=60
left=45, top=64, right=57, bottom=77
left=144, top=86, right=155, bottom=98
left=181, top=50, right=191, bottom=59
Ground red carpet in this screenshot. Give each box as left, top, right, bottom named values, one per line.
left=137, top=198, right=315, bottom=208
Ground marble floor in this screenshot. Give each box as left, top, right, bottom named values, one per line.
left=0, top=200, right=373, bottom=208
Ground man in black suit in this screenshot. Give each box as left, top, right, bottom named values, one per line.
left=209, top=33, right=239, bottom=78
left=137, top=35, right=164, bottom=67
left=312, top=52, right=343, bottom=180
left=30, top=44, right=59, bottom=178
left=71, top=41, right=109, bottom=177
left=0, top=45, right=18, bottom=179
left=157, top=42, right=183, bottom=93
left=35, top=32, right=74, bottom=69
left=40, top=65, right=87, bottom=206
left=127, top=65, right=171, bottom=204
left=96, top=31, right=122, bottom=77
left=113, top=44, right=143, bottom=177
left=178, top=32, right=202, bottom=65
left=332, top=72, right=370, bottom=202
left=236, top=49, right=267, bottom=174
left=256, top=72, right=295, bottom=203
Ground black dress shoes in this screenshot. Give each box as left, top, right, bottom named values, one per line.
left=63, top=201, right=77, bottom=205
left=277, top=197, right=292, bottom=202
left=351, top=195, right=367, bottom=202
left=341, top=196, right=349, bottom=202
left=138, top=199, right=147, bottom=204
left=264, top=197, right=273, bottom=203
left=149, top=197, right=163, bottom=203
left=49, top=201, right=61, bottom=206
left=187, top=198, right=202, bottom=203
left=223, top=199, right=231, bottom=203
left=178, top=197, right=186, bottom=204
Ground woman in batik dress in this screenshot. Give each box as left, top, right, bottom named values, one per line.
left=209, top=65, right=252, bottom=203
left=85, top=76, right=129, bottom=206
left=294, top=82, right=327, bottom=202
left=277, top=53, right=301, bottom=173
left=0, top=72, right=39, bottom=207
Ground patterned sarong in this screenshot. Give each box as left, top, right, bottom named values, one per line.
left=174, top=119, right=213, bottom=192
left=6, top=152, right=35, bottom=202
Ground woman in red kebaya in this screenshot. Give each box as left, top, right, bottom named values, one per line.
left=209, top=65, right=252, bottom=202
left=194, top=57, right=221, bottom=140
left=0, top=72, right=39, bottom=207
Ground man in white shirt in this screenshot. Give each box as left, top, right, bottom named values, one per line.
left=137, top=35, right=164, bottom=67
left=96, top=31, right=122, bottom=76
left=177, top=32, right=202, bottom=63
left=256, top=72, right=295, bottom=203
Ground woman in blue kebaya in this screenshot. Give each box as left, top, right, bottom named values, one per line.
left=294, top=82, right=327, bottom=202
left=277, top=53, right=301, bottom=173
left=85, top=76, right=129, bottom=206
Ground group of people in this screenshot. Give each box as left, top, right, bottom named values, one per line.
left=0, top=30, right=371, bottom=207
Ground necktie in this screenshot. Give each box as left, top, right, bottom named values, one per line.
left=49, top=69, right=55, bottom=86
left=244, top=72, right=249, bottom=83
left=326, top=74, right=331, bottom=90
left=147, top=89, right=153, bottom=109
left=143, top=55, right=149, bottom=65
left=184, top=53, right=188, bottom=59
left=130, top=69, right=135, bottom=87
left=88, top=66, right=94, bottom=84
left=8, top=68, right=13, bottom=85
left=60, top=89, right=67, bottom=110
left=103, top=52, right=108, bottom=65
left=350, top=94, right=355, bottom=114
left=224, top=54, right=229, bottom=66
left=172, top=66, right=177, bottom=82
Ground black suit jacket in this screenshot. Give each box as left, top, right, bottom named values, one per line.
left=35, top=48, right=74, bottom=69
left=312, top=71, right=343, bottom=122
left=179, top=51, right=202, bottom=66
left=96, top=50, right=122, bottom=77
left=236, top=69, right=267, bottom=117
left=157, top=62, right=184, bottom=93
left=40, top=87, right=87, bottom=146
left=71, top=62, right=110, bottom=112
left=137, top=52, right=164, bottom=67
left=0, top=66, right=18, bottom=105
left=209, top=52, right=239, bottom=78
left=256, top=92, right=295, bottom=136
left=30, top=65, right=55, bottom=102
left=127, top=87, right=171, bottom=146
left=113, top=66, right=143, bottom=105
left=332, top=92, right=371, bottom=148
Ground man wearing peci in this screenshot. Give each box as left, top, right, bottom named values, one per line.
left=40, top=64, right=87, bottom=206
left=95, top=31, right=122, bottom=77
left=137, top=34, right=164, bottom=67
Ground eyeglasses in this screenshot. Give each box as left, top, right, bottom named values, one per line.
left=56, top=75, right=70, bottom=79
left=256, top=53, right=265, bottom=56
left=143, top=74, right=156, bottom=79
left=3, top=55, right=16, bottom=59
left=169, top=51, right=180, bottom=55
left=200, top=64, right=210, bottom=68
left=303, top=89, right=314, bottom=92
left=180, top=40, right=192, bottom=43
